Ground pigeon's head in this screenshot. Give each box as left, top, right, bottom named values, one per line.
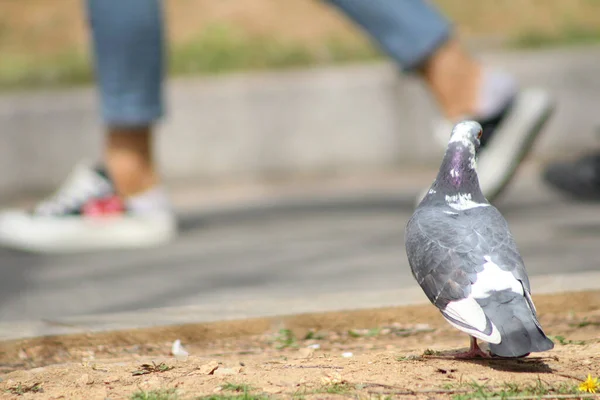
left=419, top=120, right=487, bottom=207
left=448, top=120, right=483, bottom=154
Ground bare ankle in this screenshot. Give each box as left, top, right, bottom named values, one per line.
left=418, top=39, right=481, bottom=120
left=105, top=126, right=161, bottom=197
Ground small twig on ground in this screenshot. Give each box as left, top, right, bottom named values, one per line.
left=206, top=350, right=264, bottom=357
left=495, top=395, right=599, bottom=400
left=367, top=389, right=598, bottom=399
left=363, top=383, right=471, bottom=395
left=283, top=365, right=343, bottom=369
left=422, top=355, right=558, bottom=362
left=421, top=355, right=475, bottom=360
left=367, top=388, right=470, bottom=396
left=510, top=356, right=559, bottom=362
left=553, top=372, right=586, bottom=381
left=361, top=382, right=403, bottom=390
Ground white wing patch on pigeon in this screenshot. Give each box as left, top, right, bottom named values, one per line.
left=440, top=255, right=523, bottom=345
left=444, top=297, right=487, bottom=331
left=443, top=297, right=501, bottom=344
left=445, top=193, right=489, bottom=211
left=471, top=256, right=524, bottom=299
left=524, top=289, right=537, bottom=313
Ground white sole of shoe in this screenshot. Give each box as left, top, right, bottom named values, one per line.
left=414, top=88, right=555, bottom=207
left=0, top=211, right=177, bottom=253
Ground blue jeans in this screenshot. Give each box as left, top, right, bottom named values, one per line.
left=86, top=0, right=451, bottom=126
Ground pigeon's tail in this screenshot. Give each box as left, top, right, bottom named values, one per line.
left=480, top=290, right=554, bottom=358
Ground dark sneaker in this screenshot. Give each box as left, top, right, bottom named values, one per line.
left=416, top=88, right=555, bottom=205
left=0, top=162, right=176, bottom=253
left=543, top=153, right=600, bottom=201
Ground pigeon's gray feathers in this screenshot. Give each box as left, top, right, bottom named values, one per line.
left=405, top=120, right=554, bottom=358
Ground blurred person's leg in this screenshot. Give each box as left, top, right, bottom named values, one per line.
left=0, top=0, right=175, bottom=253
left=543, top=150, right=600, bottom=201
left=325, top=0, right=554, bottom=204
left=91, top=0, right=164, bottom=198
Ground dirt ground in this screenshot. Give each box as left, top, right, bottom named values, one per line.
left=1, top=291, right=600, bottom=399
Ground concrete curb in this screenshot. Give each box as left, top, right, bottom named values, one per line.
left=2, top=45, right=600, bottom=200
left=2, top=269, right=600, bottom=342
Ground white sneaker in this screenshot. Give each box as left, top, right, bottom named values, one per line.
left=415, top=88, right=555, bottom=206
left=0, top=163, right=177, bottom=253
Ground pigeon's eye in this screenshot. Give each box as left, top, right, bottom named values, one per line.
left=477, top=130, right=483, bottom=139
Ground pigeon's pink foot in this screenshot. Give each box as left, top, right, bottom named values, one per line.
left=453, top=337, right=491, bottom=359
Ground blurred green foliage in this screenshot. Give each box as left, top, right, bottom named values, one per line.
left=1, top=22, right=599, bottom=92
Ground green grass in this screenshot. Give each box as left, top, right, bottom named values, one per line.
left=396, top=354, right=421, bottom=361
left=3, top=20, right=600, bottom=92
left=129, top=383, right=270, bottom=400
left=130, top=389, right=179, bottom=400
left=450, top=379, right=579, bottom=400
left=422, top=348, right=442, bottom=356
left=131, top=361, right=174, bottom=376
left=321, top=382, right=353, bottom=395
left=569, top=317, right=600, bottom=328
left=348, top=327, right=382, bottom=338
left=198, top=382, right=268, bottom=400
left=0, top=50, right=92, bottom=91
left=511, top=24, right=600, bottom=49
left=219, top=383, right=255, bottom=393
left=170, top=25, right=379, bottom=75
left=274, top=328, right=298, bottom=350
left=198, top=395, right=269, bottom=400
left=0, top=24, right=379, bottom=92
left=128, top=379, right=581, bottom=400
left=292, top=382, right=354, bottom=398
left=550, top=335, right=587, bottom=345
left=303, top=330, right=326, bottom=340
left=4, top=382, right=44, bottom=395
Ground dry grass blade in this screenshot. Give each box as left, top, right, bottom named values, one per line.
left=367, top=388, right=470, bottom=396
left=283, top=365, right=343, bottom=369
left=4, top=382, right=44, bottom=395
left=131, top=361, right=173, bottom=376
left=554, top=372, right=586, bottom=381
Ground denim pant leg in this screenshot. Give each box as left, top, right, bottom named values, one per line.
left=324, top=0, right=452, bottom=71
left=86, top=0, right=165, bottom=126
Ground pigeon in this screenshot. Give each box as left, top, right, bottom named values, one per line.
left=404, top=120, right=554, bottom=358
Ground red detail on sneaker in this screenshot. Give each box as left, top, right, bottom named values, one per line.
left=82, top=195, right=125, bottom=217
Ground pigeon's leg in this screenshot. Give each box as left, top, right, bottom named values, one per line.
left=453, top=336, right=491, bottom=359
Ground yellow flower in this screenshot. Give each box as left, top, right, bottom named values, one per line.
left=579, top=374, right=599, bottom=393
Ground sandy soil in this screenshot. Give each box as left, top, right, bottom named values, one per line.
left=1, top=291, right=600, bottom=399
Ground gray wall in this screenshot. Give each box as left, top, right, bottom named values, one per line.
left=1, top=45, right=599, bottom=200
